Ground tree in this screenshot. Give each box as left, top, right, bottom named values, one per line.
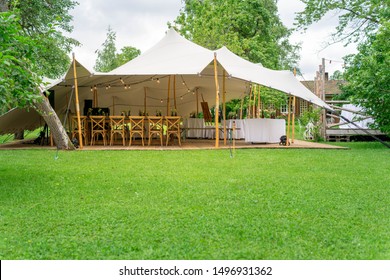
left=1, top=0, right=79, bottom=149
left=295, top=0, right=387, bottom=45
left=94, top=26, right=118, bottom=72
left=5, top=0, right=79, bottom=78
left=330, top=70, right=344, bottom=80
left=116, top=46, right=141, bottom=67
left=171, top=0, right=300, bottom=69
left=94, top=27, right=140, bottom=72
left=342, top=22, right=390, bottom=133
left=296, top=0, right=390, bottom=134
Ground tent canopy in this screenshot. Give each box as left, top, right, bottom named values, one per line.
left=0, top=28, right=329, bottom=134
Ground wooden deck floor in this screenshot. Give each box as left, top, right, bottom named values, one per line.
left=0, top=138, right=347, bottom=150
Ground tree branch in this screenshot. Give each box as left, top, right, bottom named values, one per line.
left=342, top=7, right=380, bottom=24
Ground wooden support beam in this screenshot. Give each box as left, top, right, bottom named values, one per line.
left=72, top=53, right=83, bottom=149
left=292, top=96, right=296, bottom=143
left=167, top=75, right=171, bottom=116
left=173, top=75, right=177, bottom=111
left=144, top=87, right=147, bottom=114
left=286, top=95, right=292, bottom=146
left=213, top=52, right=220, bottom=148
left=257, top=85, right=261, bottom=118
left=248, top=84, right=253, bottom=118
left=223, top=70, right=227, bottom=146
left=196, top=88, right=199, bottom=115
left=112, top=96, right=116, bottom=116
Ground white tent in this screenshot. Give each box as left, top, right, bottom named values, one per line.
left=0, top=28, right=330, bottom=135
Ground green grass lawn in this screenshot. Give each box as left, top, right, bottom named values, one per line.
left=0, top=142, right=389, bottom=260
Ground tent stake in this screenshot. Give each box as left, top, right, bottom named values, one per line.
left=72, top=53, right=83, bottom=149
left=213, top=52, right=220, bottom=148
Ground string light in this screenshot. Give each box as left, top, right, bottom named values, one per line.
left=90, top=86, right=93, bottom=92
left=160, top=99, right=163, bottom=103
left=156, top=78, right=160, bottom=84
left=120, top=77, right=125, bottom=84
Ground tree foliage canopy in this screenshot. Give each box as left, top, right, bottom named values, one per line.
left=0, top=0, right=79, bottom=113
left=171, top=0, right=300, bottom=70
left=295, top=0, right=388, bottom=45
left=296, top=0, right=390, bottom=134
left=0, top=11, right=43, bottom=112
left=5, top=0, right=79, bottom=78
left=94, top=27, right=140, bottom=72
left=342, top=22, right=390, bottom=133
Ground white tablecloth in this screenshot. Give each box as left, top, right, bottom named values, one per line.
left=244, top=119, right=285, bottom=143
left=183, top=118, right=205, bottom=138
left=226, top=119, right=245, bottom=139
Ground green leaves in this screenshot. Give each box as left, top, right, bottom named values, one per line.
left=171, top=0, right=299, bottom=69
left=0, top=11, right=43, bottom=112
left=296, top=0, right=390, bottom=134
left=342, top=22, right=390, bottom=134
left=94, top=27, right=141, bottom=73
left=295, top=0, right=387, bottom=44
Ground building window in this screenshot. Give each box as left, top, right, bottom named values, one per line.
left=281, top=104, right=288, bottom=114
left=300, top=100, right=308, bottom=116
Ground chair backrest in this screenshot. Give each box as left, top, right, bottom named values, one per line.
left=129, top=116, right=144, bottom=131
left=165, top=116, right=181, bottom=131
left=90, top=116, right=106, bottom=131
left=148, top=116, right=163, bottom=132
left=109, top=116, right=125, bottom=130
left=71, top=116, right=87, bottom=131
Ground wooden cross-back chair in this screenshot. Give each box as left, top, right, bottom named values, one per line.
left=90, top=116, right=108, bottom=146
left=129, top=116, right=145, bottom=146
left=165, top=116, right=181, bottom=146
left=71, top=116, right=88, bottom=145
left=147, top=116, right=163, bottom=146
left=109, top=116, right=126, bottom=146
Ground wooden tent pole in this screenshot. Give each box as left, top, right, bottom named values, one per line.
left=112, top=96, right=115, bottom=116
left=72, top=53, right=83, bottom=149
left=240, top=98, right=243, bottom=119
left=173, top=75, right=177, bottom=111
left=292, top=68, right=297, bottom=143
left=248, top=84, right=253, bottom=118
left=144, top=87, right=147, bottom=115
left=286, top=95, right=292, bottom=146
left=167, top=76, right=171, bottom=116
left=223, top=70, right=227, bottom=146
left=196, top=88, right=199, bottom=115
left=257, top=85, right=261, bottom=118
left=252, top=85, right=256, bottom=118
left=213, top=52, right=220, bottom=148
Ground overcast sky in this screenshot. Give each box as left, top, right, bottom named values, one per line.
left=69, top=0, right=357, bottom=80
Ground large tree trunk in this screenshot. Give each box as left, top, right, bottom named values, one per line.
left=34, top=92, right=75, bottom=150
